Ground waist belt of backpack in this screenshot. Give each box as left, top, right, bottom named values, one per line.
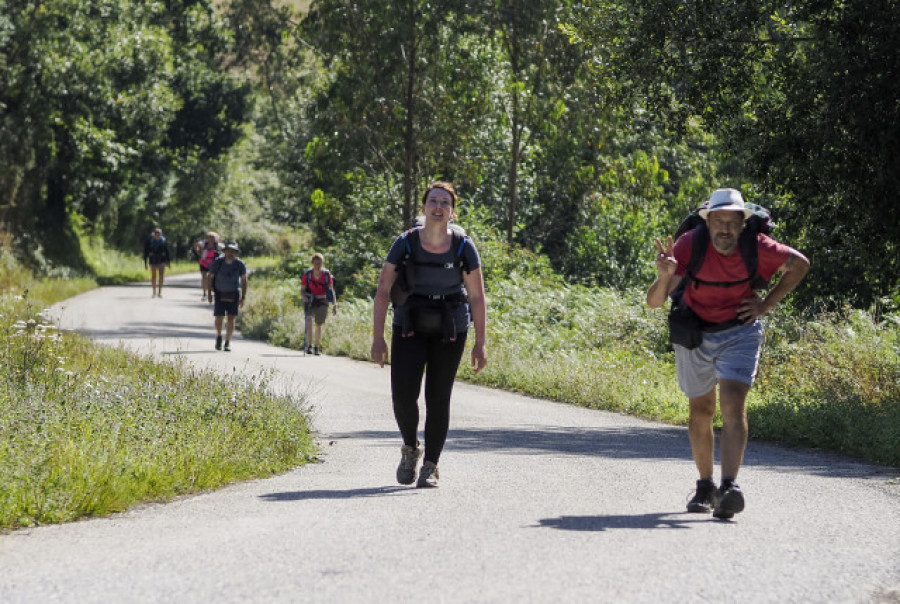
left=701, top=318, right=744, bottom=333
left=399, top=293, right=466, bottom=342
left=689, top=274, right=752, bottom=289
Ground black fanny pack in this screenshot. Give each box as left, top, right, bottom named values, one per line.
left=668, top=290, right=703, bottom=349
left=399, top=293, right=467, bottom=341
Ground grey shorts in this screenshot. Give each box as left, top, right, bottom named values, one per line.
left=674, top=321, right=764, bottom=397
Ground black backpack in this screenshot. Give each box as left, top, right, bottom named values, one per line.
left=673, top=202, right=776, bottom=292
left=389, top=226, right=470, bottom=307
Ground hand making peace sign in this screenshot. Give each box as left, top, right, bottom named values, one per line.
left=654, top=236, right=678, bottom=277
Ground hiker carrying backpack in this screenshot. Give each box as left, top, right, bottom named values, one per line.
left=389, top=223, right=472, bottom=342
left=646, top=188, right=809, bottom=520
left=666, top=199, right=777, bottom=348
left=301, top=253, right=338, bottom=356
left=304, top=267, right=335, bottom=306
left=371, top=180, right=488, bottom=490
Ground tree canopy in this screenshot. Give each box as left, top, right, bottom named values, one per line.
left=1, top=0, right=897, bottom=310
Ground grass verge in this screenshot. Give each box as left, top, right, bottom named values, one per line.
left=0, top=249, right=317, bottom=531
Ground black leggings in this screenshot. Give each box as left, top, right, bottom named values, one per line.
left=390, top=329, right=468, bottom=464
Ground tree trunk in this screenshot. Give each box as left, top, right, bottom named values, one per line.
left=402, top=2, right=418, bottom=229
left=508, top=88, right=520, bottom=245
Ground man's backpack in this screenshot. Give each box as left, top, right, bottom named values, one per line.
left=673, top=201, right=776, bottom=292
left=389, top=225, right=470, bottom=307
left=667, top=202, right=776, bottom=349
left=305, top=268, right=334, bottom=303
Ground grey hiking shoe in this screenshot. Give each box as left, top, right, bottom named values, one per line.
left=396, top=443, right=422, bottom=485
left=686, top=478, right=717, bottom=513
left=713, top=481, right=745, bottom=520
left=416, top=461, right=439, bottom=488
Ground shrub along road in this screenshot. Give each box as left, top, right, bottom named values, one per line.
left=2, top=273, right=898, bottom=602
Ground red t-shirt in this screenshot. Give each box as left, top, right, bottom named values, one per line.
left=302, top=269, right=332, bottom=298
left=673, top=229, right=793, bottom=323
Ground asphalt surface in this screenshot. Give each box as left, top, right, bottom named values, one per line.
left=1, top=272, right=898, bottom=603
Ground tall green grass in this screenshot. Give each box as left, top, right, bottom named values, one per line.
left=0, top=249, right=317, bottom=531
left=241, top=271, right=900, bottom=467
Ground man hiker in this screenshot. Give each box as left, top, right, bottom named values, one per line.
left=646, top=188, right=809, bottom=519
left=207, top=241, right=248, bottom=352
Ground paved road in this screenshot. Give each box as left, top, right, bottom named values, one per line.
left=2, top=273, right=898, bottom=603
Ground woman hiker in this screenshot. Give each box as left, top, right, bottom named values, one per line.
left=371, top=181, right=488, bottom=488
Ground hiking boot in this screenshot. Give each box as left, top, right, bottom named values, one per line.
left=713, top=481, right=745, bottom=520
left=396, top=443, right=422, bottom=485
left=223, top=340, right=231, bottom=352
left=314, top=346, right=321, bottom=356
left=215, top=336, right=223, bottom=350
left=416, top=461, right=439, bottom=488
left=686, top=478, right=717, bottom=513
left=306, top=346, right=313, bottom=354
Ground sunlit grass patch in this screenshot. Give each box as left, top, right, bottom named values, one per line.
left=0, top=292, right=317, bottom=530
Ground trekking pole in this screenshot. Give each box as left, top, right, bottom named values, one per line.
left=303, top=300, right=309, bottom=357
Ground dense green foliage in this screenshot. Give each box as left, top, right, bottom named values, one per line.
left=3, top=0, right=897, bottom=307
left=563, top=0, right=900, bottom=307
left=0, top=0, right=263, bottom=266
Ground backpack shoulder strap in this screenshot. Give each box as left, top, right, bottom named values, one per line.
left=738, top=229, right=759, bottom=281
left=402, top=228, right=418, bottom=258
left=452, top=232, right=471, bottom=272
left=684, top=224, right=709, bottom=287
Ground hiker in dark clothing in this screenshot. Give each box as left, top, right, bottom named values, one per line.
left=371, top=181, right=487, bottom=489
left=144, top=228, right=171, bottom=298
left=207, top=242, right=248, bottom=352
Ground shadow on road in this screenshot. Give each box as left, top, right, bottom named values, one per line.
left=74, top=322, right=211, bottom=340
left=327, top=426, right=888, bottom=479
left=536, top=513, right=711, bottom=531
left=328, top=426, right=690, bottom=461
left=259, top=486, right=413, bottom=501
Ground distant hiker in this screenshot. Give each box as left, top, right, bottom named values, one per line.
left=143, top=227, right=171, bottom=298
left=193, top=231, right=221, bottom=301
left=371, top=181, right=487, bottom=488
left=207, top=241, right=248, bottom=352
left=646, top=188, right=809, bottom=519
left=301, top=253, right=338, bottom=355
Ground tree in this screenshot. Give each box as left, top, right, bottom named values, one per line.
left=295, top=0, right=501, bottom=235
left=565, top=0, right=900, bottom=308
left=0, top=0, right=250, bottom=263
